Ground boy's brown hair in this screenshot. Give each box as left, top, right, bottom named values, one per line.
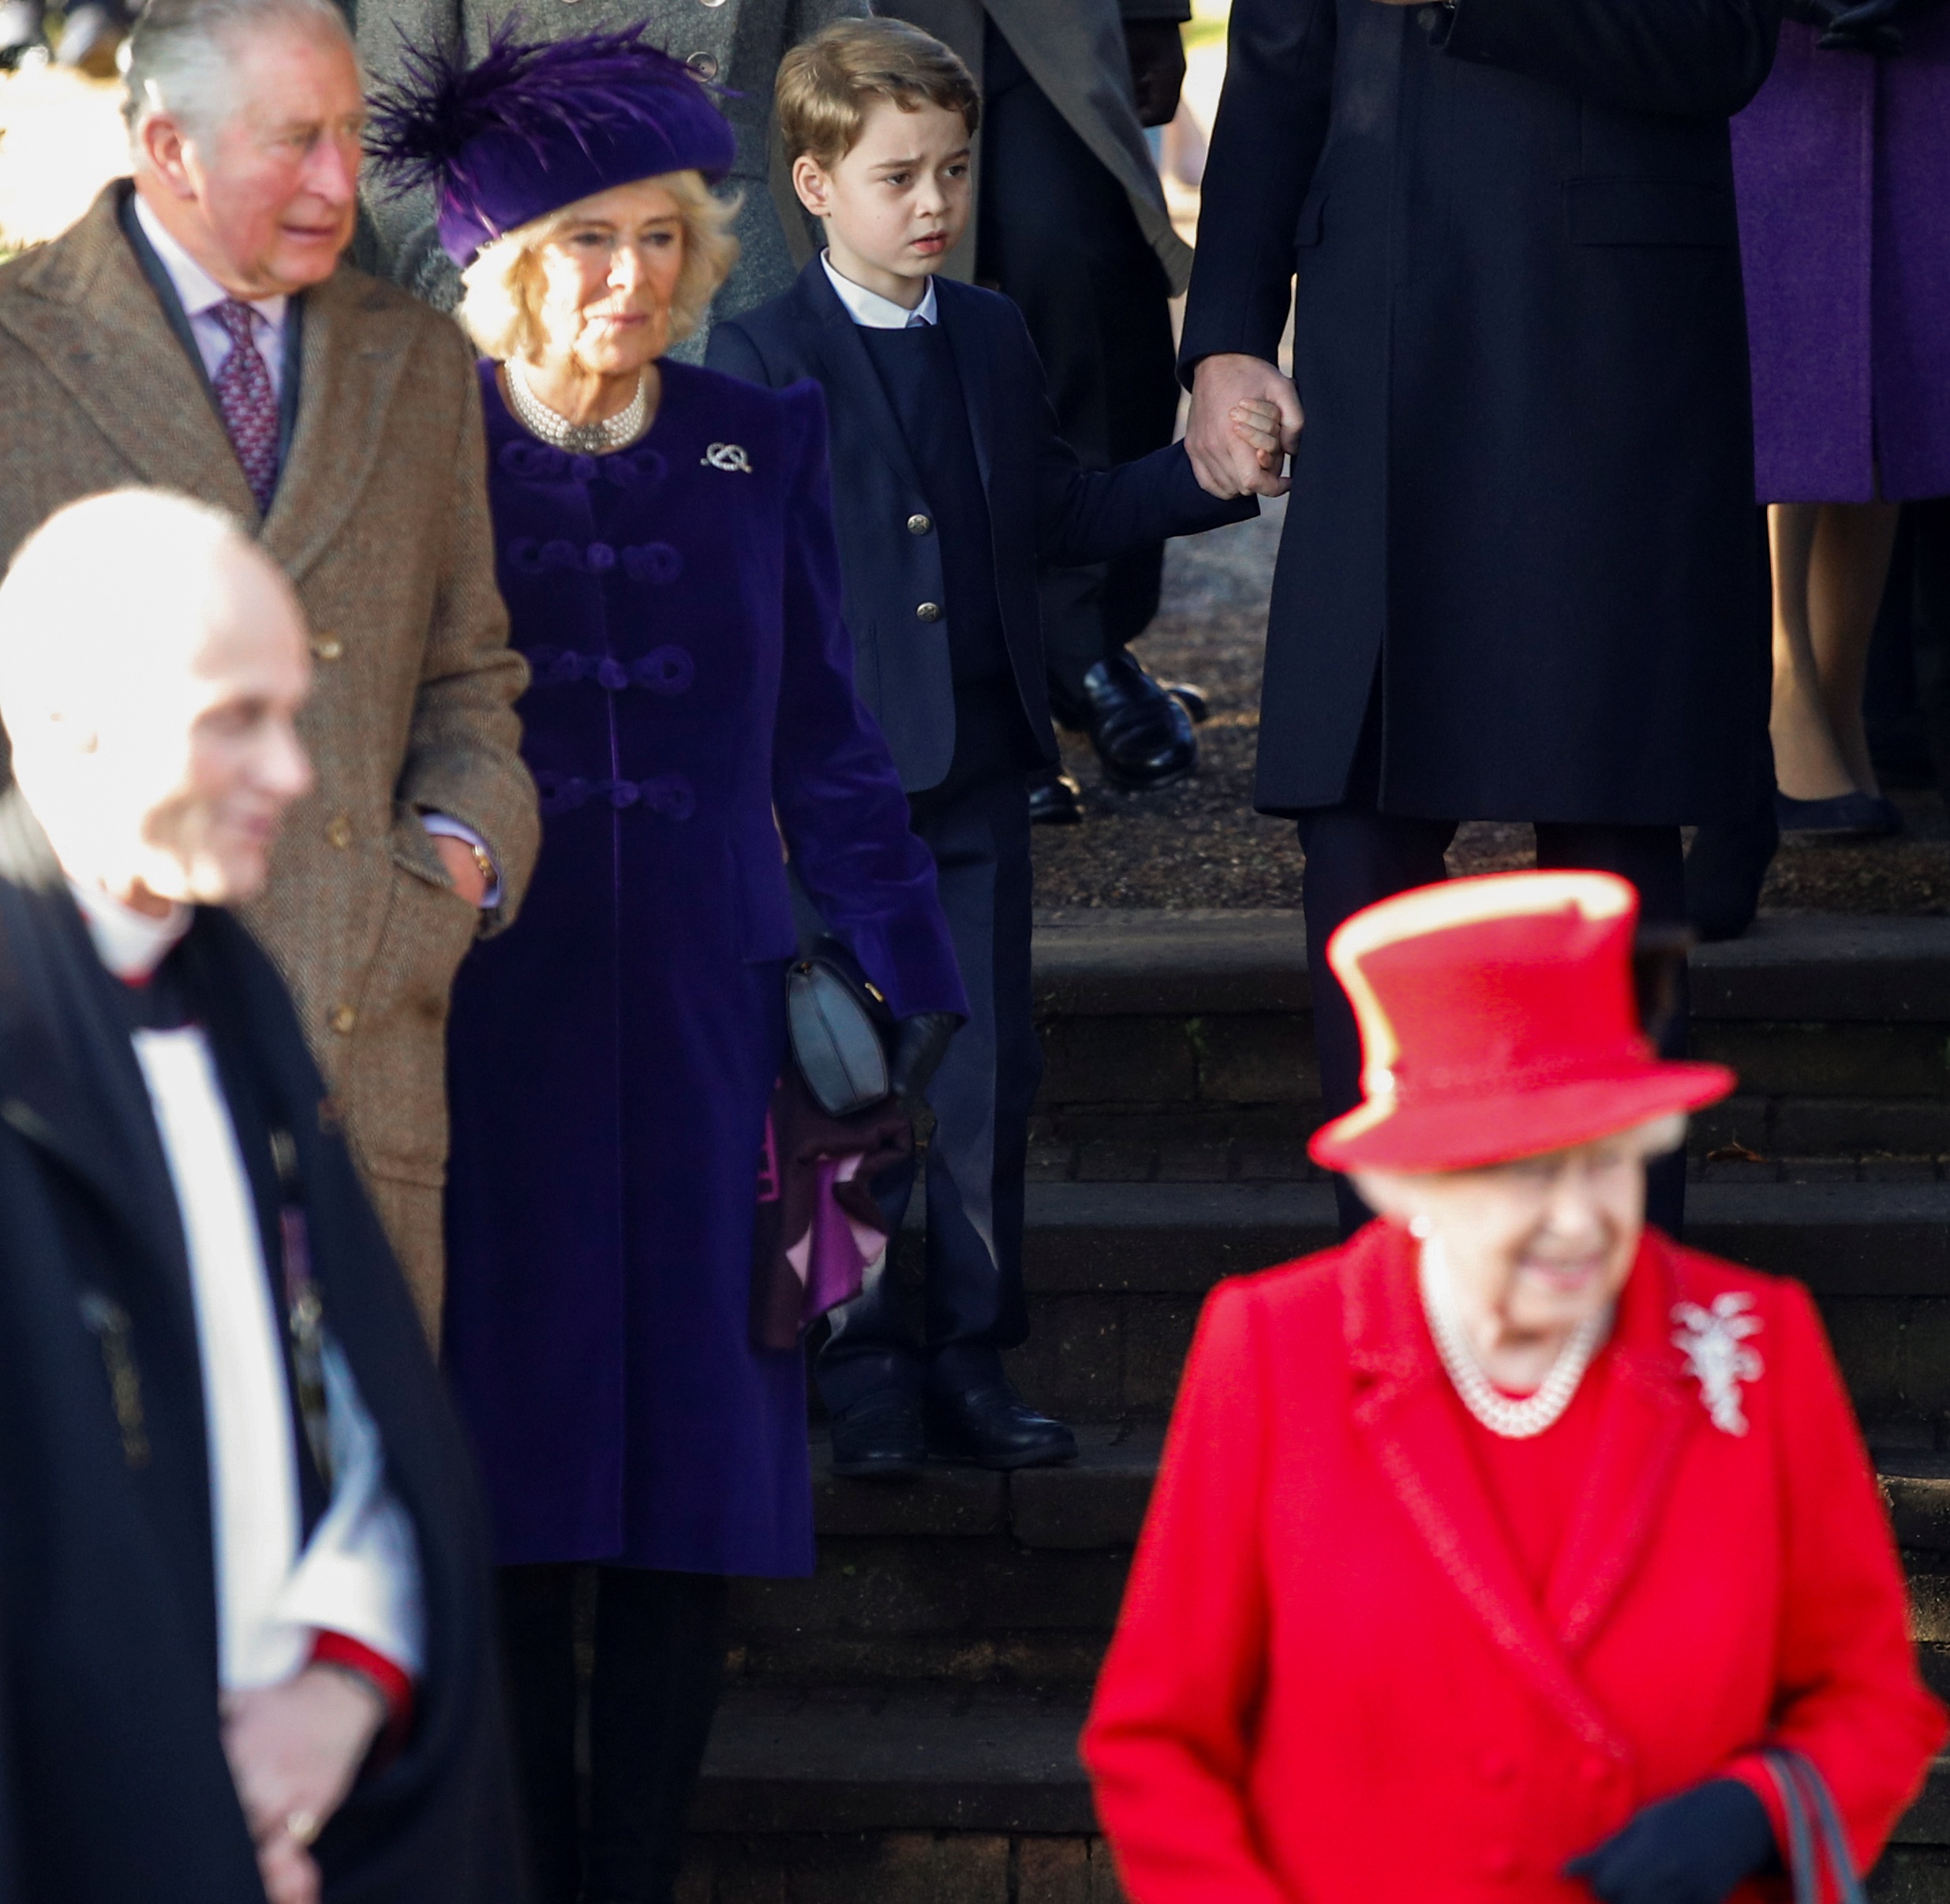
left=776, top=17, right=980, bottom=171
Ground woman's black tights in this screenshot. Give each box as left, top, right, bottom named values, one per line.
left=497, top=1564, right=731, bottom=1904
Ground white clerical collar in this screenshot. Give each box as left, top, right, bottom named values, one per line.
left=821, top=251, right=938, bottom=329
left=133, top=190, right=288, bottom=335
left=69, top=878, right=193, bottom=982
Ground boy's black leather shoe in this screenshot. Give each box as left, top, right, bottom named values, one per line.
left=829, top=1391, right=926, bottom=1480
left=926, top=1383, right=1078, bottom=1470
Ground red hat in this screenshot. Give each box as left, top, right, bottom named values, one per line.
left=1308, top=870, right=1734, bottom=1174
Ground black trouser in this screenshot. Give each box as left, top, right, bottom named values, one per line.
left=816, top=763, right=1040, bottom=1410
left=497, top=1565, right=730, bottom=1904
left=1299, top=805, right=1689, bottom=1239
left=975, top=20, right=1180, bottom=697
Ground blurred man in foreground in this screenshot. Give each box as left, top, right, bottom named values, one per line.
left=0, top=490, right=523, bottom=1904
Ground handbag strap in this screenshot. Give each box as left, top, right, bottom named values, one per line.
left=1761, top=1747, right=1868, bottom=1904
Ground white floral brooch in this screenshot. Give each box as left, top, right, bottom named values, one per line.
left=1671, top=1293, right=1764, bottom=1436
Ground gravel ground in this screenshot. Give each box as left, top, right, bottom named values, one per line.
left=1032, top=495, right=1950, bottom=914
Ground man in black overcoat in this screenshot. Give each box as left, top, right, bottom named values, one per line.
left=0, top=489, right=525, bottom=1904
left=1181, top=0, right=1780, bottom=1231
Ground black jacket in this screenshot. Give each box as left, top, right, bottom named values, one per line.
left=0, top=793, right=524, bottom=1904
left=708, top=260, right=1255, bottom=793
left=1182, top=0, right=1778, bottom=822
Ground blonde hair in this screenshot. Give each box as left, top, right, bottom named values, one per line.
left=455, top=168, right=741, bottom=365
left=776, top=17, right=979, bottom=172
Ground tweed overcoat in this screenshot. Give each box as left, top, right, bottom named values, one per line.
left=879, top=0, right=1194, bottom=295
left=1085, top=1221, right=1945, bottom=1904
left=0, top=184, right=540, bottom=1330
left=1731, top=17, right=1950, bottom=504
left=354, top=0, right=866, bottom=349
left=1183, top=0, right=1776, bottom=824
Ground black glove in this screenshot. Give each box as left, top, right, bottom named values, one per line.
left=1807, top=0, right=1925, bottom=53
left=887, top=1012, right=960, bottom=1107
left=1566, top=1779, right=1776, bottom=1904
left=1125, top=19, right=1187, bottom=128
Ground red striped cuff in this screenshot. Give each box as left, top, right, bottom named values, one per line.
left=309, top=1629, right=414, bottom=1736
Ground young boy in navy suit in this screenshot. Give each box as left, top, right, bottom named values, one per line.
left=709, top=17, right=1254, bottom=1479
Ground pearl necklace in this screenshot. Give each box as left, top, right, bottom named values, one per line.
left=506, top=359, right=649, bottom=454
left=1417, top=1239, right=1613, bottom=1439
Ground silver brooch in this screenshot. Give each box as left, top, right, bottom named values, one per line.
left=1671, top=1293, right=1764, bottom=1436
left=702, top=442, right=752, bottom=473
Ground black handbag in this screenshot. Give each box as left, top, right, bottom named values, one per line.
left=1763, top=1747, right=1869, bottom=1904
left=786, top=937, right=896, bottom=1118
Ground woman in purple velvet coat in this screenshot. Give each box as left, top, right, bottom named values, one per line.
left=1731, top=5, right=1950, bottom=840
left=369, top=32, right=966, bottom=1904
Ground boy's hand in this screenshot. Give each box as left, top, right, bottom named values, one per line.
left=1230, top=398, right=1286, bottom=471
left=1188, top=355, right=1302, bottom=497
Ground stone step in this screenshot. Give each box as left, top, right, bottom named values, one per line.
left=687, top=1689, right=1950, bottom=1896
left=938, top=1180, right=1950, bottom=1426
left=729, top=1435, right=1950, bottom=1695
left=1028, top=912, right=1950, bottom=1158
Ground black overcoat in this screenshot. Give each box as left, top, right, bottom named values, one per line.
left=1183, top=0, right=1779, bottom=822
left=0, top=795, right=525, bottom=1904
left=708, top=262, right=1255, bottom=793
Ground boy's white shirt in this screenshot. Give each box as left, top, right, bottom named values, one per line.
left=821, top=250, right=939, bottom=329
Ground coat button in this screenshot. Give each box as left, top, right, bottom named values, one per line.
left=327, top=1004, right=357, bottom=1036
left=907, top=512, right=933, bottom=536
left=324, top=814, right=353, bottom=850
left=686, top=50, right=718, bottom=77
left=311, top=633, right=343, bottom=661
left=915, top=601, right=941, bottom=622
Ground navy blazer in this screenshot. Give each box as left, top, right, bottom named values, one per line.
left=708, top=260, right=1256, bottom=794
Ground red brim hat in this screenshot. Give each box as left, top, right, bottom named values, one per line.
left=1309, top=1060, right=1734, bottom=1174
left=1306, top=871, right=1735, bottom=1176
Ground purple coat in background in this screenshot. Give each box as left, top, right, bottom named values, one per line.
left=1732, top=17, right=1950, bottom=503
left=442, top=361, right=966, bottom=1578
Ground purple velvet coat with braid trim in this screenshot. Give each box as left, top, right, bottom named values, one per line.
left=442, top=360, right=964, bottom=1575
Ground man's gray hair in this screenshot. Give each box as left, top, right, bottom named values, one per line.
left=125, top=0, right=354, bottom=144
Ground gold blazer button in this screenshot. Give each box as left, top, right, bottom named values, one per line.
left=324, top=814, right=354, bottom=850
left=328, top=1004, right=357, bottom=1036
left=312, top=634, right=344, bottom=661
left=915, top=601, right=941, bottom=622
left=907, top=514, right=933, bottom=536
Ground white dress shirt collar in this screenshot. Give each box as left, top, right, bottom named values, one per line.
left=69, top=879, right=193, bottom=982
left=133, top=192, right=289, bottom=398
left=821, top=251, right=938, bottom=329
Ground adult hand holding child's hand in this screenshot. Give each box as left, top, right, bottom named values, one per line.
left=1187, top=354, right=1302, bottom=498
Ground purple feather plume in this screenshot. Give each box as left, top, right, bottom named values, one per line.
left=365, top=17, right=728, bottom=218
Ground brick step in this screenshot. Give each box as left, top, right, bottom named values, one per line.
left=729, top=1435, right=1950, bottom=1696
left=686, top=1688, right=1950, bottom=1899
left=1028, top=912, right=1950, bottom=1159
left=933, top=1180, right=1950, bottom=1425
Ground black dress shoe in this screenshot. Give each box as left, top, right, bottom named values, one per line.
left=1027, top=766, right=1085, bottom=826
left=1161, top=681, right=1211, bottom=724
left=925, top=1383, right=1078, bottom=1471
left=829, top=1391, right=926, bottom=1480
left=1050, top=650, right=1198, bottom=792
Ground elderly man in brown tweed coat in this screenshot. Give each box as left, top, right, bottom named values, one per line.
left=0, top=0, right=538, bottom=1335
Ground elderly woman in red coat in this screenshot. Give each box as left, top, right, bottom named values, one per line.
left=1084, top=870, right=1944, bottom=1904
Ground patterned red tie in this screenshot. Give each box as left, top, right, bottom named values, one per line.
left=210, top=299, right=279, bottom=515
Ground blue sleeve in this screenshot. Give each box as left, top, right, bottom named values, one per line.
left=1014, top=310, right=1259, bottom=566
left=766, top=382, right=969, bottom=1022
left=704, top=320, right=777, bottom=389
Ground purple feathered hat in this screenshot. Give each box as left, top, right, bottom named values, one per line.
left=365, top=21, right=738, bottom=267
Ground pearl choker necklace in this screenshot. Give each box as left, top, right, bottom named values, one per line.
left=506, top=360, right=649, bottom=454
left=1417, top=1239, right=1612, bottom=1439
